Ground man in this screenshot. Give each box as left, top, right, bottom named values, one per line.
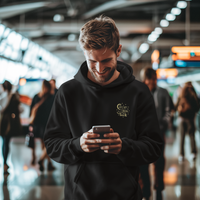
left=44, top=16, right=163, bottom=200
left=140, top=68, right=173, bottom=200
left=49, top=78, right=58, bottom=95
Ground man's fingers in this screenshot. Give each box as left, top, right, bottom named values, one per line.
left=83, top=132, right=100, bottom=139
left=83, top=147, right=100, bottom=153
left=103, top=132, right=119, bottom=138
left=85, top=139, right=99, bottom=144
left=96, top=138, right=121, bottom=144
left=82, top=144, right=100, bottom=149
left=104, top=149, right=120, bottom=154
left=100, top=144, right=121, bottom=150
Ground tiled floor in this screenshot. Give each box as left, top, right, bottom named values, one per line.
left=0, top=128, right=200, bottom=200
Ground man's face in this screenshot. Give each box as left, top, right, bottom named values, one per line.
left=84, top=46, right=122, bottom=86
left=144, top=75, right=157, bottom=91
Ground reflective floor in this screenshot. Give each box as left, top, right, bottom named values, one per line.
left=0, top=129, right=200, bottom=200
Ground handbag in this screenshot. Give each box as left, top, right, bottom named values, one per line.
left=25, top=131, right=35, bottom=149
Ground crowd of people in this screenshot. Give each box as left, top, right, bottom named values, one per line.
left=0, top=78, right=58, bottom=174
left=139, top=68, right=200, bottom=200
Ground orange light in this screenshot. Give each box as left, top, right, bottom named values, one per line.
left=19, top=78, right=26, bottom=86
left=156, top=68, right=178, bottom=79
left=164, top=171, right=177, bottom=184
left=151, top=50, right=160, bottom=63
left=172, top=54, right=200, bottom=61
left=164, top=165, right=178, bottom=185
left=171, top=46, right=200, bottom=61
left=23, top=165, right=29, bottom=171
left=172, top=46, right=200, bottom=53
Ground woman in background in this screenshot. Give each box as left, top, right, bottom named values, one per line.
left=0, top=80, right=21, bottom=174
left=29, top=80, right=55, bottom=171
left=176, top=82, right=199, bottom=162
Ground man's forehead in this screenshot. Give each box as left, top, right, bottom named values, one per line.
left=85, top=47, right=108, bottom=55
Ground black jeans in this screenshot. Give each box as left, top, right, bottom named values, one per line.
left=1, top=135, right=12, bottom=165
left=179, top=118, right=197, bottom=156
left=139, top=141, right=165, bottom=198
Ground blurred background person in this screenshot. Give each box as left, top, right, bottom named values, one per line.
left=0, top=80, right=22, bottom=174
left=49, top=78, right=58, bottom=96
left=175, top=81, right=199, bottom=162
left=139, top=68, right=173, bottom=200
left=29, top=80, right=55, bottom=171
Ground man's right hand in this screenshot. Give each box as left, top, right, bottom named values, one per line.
left=80, top=131, right=100, bottom=153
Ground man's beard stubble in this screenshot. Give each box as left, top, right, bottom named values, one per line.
left=92, top=67, right=115, bottom=83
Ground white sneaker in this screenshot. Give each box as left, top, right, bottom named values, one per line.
left=190, top=153, right=196, bottom=161
left=178, top=155, right=184, bottom=163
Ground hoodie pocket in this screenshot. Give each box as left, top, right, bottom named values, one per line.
left=70, top=162, right=138, bottom=200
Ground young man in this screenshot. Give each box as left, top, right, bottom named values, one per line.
left=44, top=16, right=163, bottom=200
left=140, top=68, right=173, bottom=200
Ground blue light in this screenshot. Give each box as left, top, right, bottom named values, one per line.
left=175, top=60, right=187, bottom=67
left=167, top=77, right=176, bottom=84
left=190, top=51, right=195, bottom=57
left=175, top=60, right=200, bottom=67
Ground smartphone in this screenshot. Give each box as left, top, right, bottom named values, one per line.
left=92, top=125, right=111, bottom=139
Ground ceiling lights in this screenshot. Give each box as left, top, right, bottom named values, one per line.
left=160, top=19, right=169, bottom=27
left=166, top=13, right=176, bottom=21
left=177, top=1, right=187, bottom=9
left=68, top=33, right=76, bottom=41
left=139, top=43, right=149, bottom=54
left=138, top=1, right=190, bottom=57
left=154, top=27, right=163, bottom=34
left=171, top=7, right=181, bottom=15
left=53, top=14, right=64, bottom=22
left=148, top=34, right=159, bottom=42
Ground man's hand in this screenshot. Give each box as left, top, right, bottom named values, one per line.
left=99, top=130, right=122, bottom=155
left=80, top=131, right=100, bottom=153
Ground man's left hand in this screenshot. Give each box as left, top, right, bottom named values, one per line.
left=98, top=130, right=122, bottom=155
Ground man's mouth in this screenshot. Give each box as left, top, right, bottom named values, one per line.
left=96, top=68, right=110, bottom=76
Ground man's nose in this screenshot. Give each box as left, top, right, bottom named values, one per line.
left=96, top=62, right=104, bottom=73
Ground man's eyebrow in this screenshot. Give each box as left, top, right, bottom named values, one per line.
left=101, top=58, right=112, bottom=62
left=88, top=58, right=112, bottom=62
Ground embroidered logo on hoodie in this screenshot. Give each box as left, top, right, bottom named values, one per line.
left=116, top=103, right=130, bottom=118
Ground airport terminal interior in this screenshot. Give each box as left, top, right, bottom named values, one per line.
left=0, top=0, right=200, bottom=199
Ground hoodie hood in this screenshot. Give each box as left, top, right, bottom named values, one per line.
left=74, top=60, right=135, bottom=88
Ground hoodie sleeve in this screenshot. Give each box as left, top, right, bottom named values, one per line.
left=117, top=90, right=163, bottom=166
left=159, top=88, right=172, bottom=132
left=43, top=87, right=84, bottom=164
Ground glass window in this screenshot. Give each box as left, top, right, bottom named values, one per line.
left=0, top=24, right=5, bottom=39
left=4, top=46, right=13, bottom=58
left=21, top=38, right=29, bottom=50
left=3, top=28, right=10, bottom=38
left=7, top=32, right=22, bottom=50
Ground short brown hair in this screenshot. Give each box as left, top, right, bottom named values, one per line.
left=42, top=80, right=51, bottom=95
left=79, top=15, right=120, bottom=52
left=143, top=68, right=157, bottom=80
left=2, top=80, right=12, bottom=93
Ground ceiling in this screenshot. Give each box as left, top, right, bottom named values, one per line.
left=0, top=0, right=200, bottom=69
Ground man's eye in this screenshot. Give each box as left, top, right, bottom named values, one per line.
left=102, top=59, right=111, bottom=63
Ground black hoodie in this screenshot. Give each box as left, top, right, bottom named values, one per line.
left=44, top=61, right=163, bottom=200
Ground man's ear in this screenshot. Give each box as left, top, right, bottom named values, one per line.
left=116, top=45, right=122, bottom=57
left=144, top=79, right=148, bottom=85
